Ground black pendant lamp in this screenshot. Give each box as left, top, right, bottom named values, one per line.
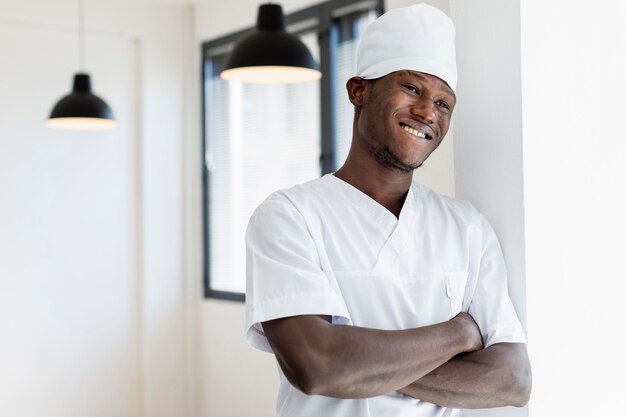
left=220, top=3, right=321, bottom=83
left=47, top=0, right=116, bottom=130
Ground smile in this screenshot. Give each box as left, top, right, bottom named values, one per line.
left=400, top=122, right=432, bottom=140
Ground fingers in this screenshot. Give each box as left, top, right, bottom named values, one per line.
left=452, top=312, right=483, bottom=352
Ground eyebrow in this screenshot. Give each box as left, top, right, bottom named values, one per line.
left=404, top=71, right=456, bottom=99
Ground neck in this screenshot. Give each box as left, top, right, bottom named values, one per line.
left=334, top=153, right=413, bottom=218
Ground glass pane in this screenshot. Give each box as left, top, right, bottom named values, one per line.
left=333, top=10, right=378, bottom=168
left=205, top=32, right=321, bottom=294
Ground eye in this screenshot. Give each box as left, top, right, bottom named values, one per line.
left=401, top=84, right=420, bottom=94
left=436, top=100, right=450, bottom=111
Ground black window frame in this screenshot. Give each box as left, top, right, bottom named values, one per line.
left=201, top=0, right=385, bottom=302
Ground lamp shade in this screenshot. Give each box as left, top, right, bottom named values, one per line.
left=220, top=4, right=321, bottom=83
left=47, top=73, right=117, bottom=130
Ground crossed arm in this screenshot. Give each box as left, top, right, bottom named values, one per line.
left=262, top=313, right=531, bottom=408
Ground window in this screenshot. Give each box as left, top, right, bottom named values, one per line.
left=202, top=0, right=383, bottom=301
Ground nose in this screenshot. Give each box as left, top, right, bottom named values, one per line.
left=409, top=99, right=436, bottom=124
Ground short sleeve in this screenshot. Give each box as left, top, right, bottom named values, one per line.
left=245, top=193, right=350, bottom=353
left=468, top=214, right=527, bottom=348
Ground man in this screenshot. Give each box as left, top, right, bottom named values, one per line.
left=245, top=4, right=531, bottom=417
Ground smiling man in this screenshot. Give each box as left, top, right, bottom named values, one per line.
left=245, top=4, right=531, bottom=417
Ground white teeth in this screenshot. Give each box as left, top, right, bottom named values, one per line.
left=402, top=125, right=427, bottom=139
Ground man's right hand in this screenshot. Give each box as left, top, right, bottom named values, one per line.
left=452, top=312, right=484, bottom=352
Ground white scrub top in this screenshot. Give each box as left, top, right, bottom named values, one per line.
left=245, top=174, right=526, bottom=417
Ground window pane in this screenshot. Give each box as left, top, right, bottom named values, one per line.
left=205, top=32, right=321, bottom=294
left=333, top=11, right=378, bottom=168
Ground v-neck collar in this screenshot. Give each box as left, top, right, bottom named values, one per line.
left=326, top=173, right=414, bottom=221
left=324, top=174, right=420, bottom=273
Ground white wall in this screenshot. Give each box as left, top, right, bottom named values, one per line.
left=521, top=1, right=626, bottom=415
left=0, top=1, right=195, bottom=416
left=0, top=22, right=139, bottom=417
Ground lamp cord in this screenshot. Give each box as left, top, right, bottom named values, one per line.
left=79, top=0, right=85, bottom=71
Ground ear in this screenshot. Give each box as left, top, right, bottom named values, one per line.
left=346, top=77, right=368, bottom=107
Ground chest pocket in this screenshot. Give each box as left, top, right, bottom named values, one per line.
left=334, top=270, right=469, bottom=330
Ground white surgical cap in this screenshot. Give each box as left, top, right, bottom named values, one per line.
left=356, top=4, right=458, bottom=92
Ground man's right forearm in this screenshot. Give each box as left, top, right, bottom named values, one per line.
left=262, top=313, right=483, bottom=399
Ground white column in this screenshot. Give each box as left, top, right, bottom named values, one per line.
left=450, top=1, right=527, bottom=416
